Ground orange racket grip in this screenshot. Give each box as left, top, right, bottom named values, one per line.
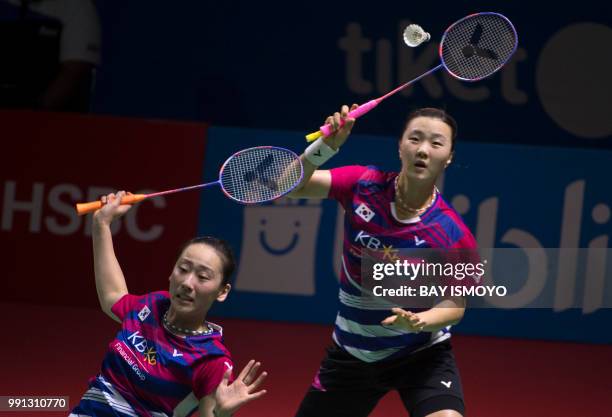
left=76, top=194, right=147, bottom=216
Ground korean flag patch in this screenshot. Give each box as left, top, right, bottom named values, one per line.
left=355, top=203, right=375, bottom=222
left=138, top=305, right=151, bottom=322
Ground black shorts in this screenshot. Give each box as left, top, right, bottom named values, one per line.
left=294, top=341, right=465, bottom=417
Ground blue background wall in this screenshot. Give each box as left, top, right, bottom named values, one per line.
left=92, top=1, right=612, bottom=149
left=6, top=1, right=604, bottom=342
left=200, top=127, right=612, bottom=344
left=87, top=1, right=612, bottom=343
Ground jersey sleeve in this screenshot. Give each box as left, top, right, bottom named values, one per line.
left=110, top=293, right=145, bottom=321
left=450, top=226, right=478, bottom=250
left=448, top=227, right=482, bottom=286
left=192, top=356, right=235, bottom=399
left=328, top=165, right=368, bottom=209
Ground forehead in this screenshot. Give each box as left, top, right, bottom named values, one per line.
left=179, top=243, right=223, bottom=272
left=404, top=116, right=452, bottom=139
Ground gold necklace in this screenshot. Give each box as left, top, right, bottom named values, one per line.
left=394, top=176, right=437, bottom=214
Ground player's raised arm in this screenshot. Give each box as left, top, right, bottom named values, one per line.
left=91, top=191, right=131, bottom=322
left=288, top=104, right=358, bottom=199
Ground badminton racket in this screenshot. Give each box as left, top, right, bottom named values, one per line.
left=306, top=12, right=518, bottom=141
left=75, top=146, right=303, bottom=215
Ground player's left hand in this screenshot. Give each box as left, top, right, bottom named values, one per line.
left=381, top=308, right=427, bottom=332
left=213, top=360, right=267, bottom=416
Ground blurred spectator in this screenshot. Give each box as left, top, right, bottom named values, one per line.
left=0, top=0, right=100, bottom=112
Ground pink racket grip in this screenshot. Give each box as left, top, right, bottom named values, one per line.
left=319, top=100, right=379, bottom=137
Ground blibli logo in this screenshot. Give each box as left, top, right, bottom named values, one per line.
left=234, top=198, right=323, bottom=295
left=451, top=180, right=610, bottom=313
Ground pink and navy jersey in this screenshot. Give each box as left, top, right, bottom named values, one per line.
left=70, top=291, right=233, bottom=417
left=329, top=165, right=478, bottom=362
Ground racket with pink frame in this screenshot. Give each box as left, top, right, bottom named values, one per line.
left=306, top=12, right=518, bottom=141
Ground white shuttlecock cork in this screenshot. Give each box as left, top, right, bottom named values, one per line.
left=403, top=24, right=431, bottom=47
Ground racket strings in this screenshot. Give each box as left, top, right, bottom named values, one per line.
left=442, top=14, right=517, bottom=81
left=221, top=148, right=302, bottom=204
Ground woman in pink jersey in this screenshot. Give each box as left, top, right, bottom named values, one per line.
left=289, top=105, right=477, bottom=417
left=70, top=192, right=267, bottom=417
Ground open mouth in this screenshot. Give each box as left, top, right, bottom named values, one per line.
left=414, top=160, right=428, bottom=169
left=176, top=293, right=194, bottom=303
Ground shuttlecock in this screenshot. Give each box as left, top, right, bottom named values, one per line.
left=403, top=24, right=431, bottom=47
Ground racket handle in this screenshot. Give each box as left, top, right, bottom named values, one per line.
left=306, top=100, right=379, bottom=141
left=75, top=194, right=146, bottom=216
left=347, top=99, right=379, bottom=118
left=305, top=130, right=323, bottom=142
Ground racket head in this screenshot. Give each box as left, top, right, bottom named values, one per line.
left=439, top=12, right=518, bottom=82
left=218, top=146, right=303, bottom=204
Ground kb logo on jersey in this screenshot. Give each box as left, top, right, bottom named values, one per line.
left=128, top=331, right=157, bottom=366
left=144, top=347, right=157, bottom=365
left=355, top=203, right=375, bottom=222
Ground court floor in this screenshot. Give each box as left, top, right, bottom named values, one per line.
left=1, top=302, right=609, bottom=417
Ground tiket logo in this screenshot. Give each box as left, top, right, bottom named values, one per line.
left=355, top=203, right=375, bottom=222
left=338, top=21, right=527, bottom=106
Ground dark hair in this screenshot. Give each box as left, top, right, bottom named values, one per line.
left=176, top=236, right=236, bottom=286
left=404, top=108, right=458, bottom=151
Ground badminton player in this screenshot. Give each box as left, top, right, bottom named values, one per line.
left=289, top=105, right=478, bottom=417
left=70, top=191, right=267, bottom=417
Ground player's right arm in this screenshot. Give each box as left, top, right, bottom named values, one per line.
left=92, top=191, right=131, bottom=322
left=288, top=104, right=357, bottom=199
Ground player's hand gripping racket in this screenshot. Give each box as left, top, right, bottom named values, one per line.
left=75, top=146, right=304, bottom=215
left=305, top=12, right=518, bottom=141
